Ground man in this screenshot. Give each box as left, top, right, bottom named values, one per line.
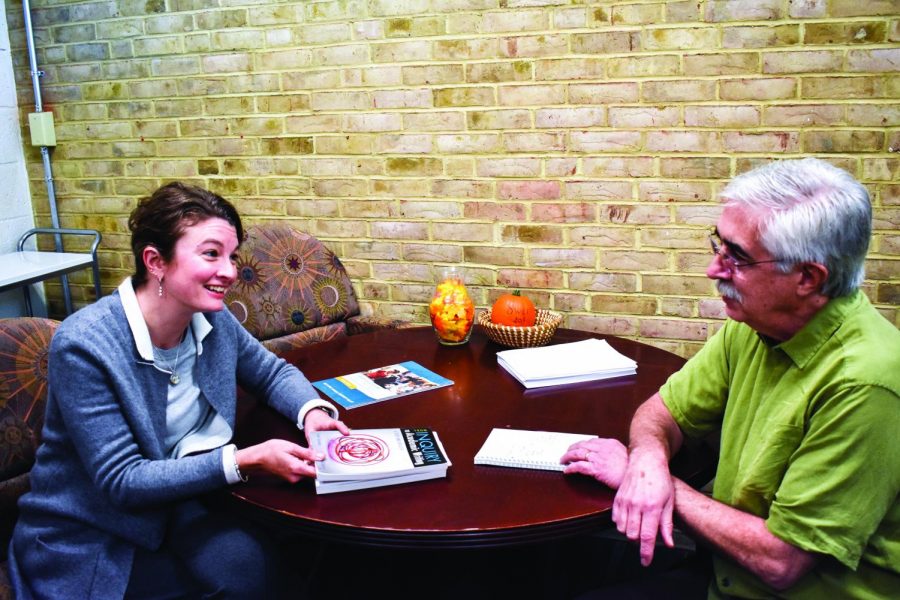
left=564, top=158, right=899, bottom=598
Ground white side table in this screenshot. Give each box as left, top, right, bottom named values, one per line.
left=0, top=228, right=102, bottom=316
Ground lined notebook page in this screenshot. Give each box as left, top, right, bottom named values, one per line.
left=473, top=428, right=595, bottom=472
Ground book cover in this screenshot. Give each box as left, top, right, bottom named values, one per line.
left=474, top=428, right=596, bottom=472
left=312, top=361, right=453, bottom=409
left=310, top=428, right=451, bottom=483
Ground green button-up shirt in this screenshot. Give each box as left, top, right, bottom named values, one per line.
left=661, top=291, right=900, bottom=599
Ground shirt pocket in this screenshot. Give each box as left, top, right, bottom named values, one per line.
left=24, top=535, right=103, bottom=599
left=732, top=423, right=804, bottom=517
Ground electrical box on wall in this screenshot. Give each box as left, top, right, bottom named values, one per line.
left=28, top=111, right=57, bottom=147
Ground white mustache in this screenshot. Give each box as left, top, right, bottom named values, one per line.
left=717, top=281, right=743, bottom=303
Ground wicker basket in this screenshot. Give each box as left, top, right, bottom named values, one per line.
left=478, top=309, right=562, bottom=348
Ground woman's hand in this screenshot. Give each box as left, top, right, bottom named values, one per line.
left=302, top=408, right=351, bottom=439
left=235, top=440, right=325, bottom=483
left=561, top=437, right=629, bottom=490
left=233, top=410, right=350, bottom=483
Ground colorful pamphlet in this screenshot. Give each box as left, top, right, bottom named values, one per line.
left=309, top=427, right=451, bottom=494
left=312, top=361, right=453, bottom=409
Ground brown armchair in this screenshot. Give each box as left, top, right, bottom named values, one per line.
left=0, top=317, right=59, bottom=598
left=225, top=223, right=411, bottom=355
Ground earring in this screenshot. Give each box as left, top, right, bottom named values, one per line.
left=157, top=275, right=164, bottom=297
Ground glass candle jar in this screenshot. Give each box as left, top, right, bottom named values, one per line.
left=428, top=266, right=475, bottom=346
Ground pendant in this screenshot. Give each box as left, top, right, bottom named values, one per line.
left=169, top=372, right=180, bottom=385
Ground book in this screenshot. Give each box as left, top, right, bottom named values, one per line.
left=313, top=470, right=448, bottom=495
left=474, top=428, right=596, bottom=472
left=496, top=338, right=637, bottom=389
left=309, top=427, right=451, bottom=494
left=312, top=360, right=453, bottom=409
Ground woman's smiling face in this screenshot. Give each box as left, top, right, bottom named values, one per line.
left=160, top=217, right=239, bottom=316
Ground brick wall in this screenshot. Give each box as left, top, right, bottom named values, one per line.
left=6, top=0, right=898, bottom=356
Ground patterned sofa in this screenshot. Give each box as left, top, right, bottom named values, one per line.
left=0, top=317, right=59, bottom=599
left=225, top=223, right=412, bottom=355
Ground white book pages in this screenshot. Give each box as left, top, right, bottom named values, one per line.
left=497, top=357, right=636, bottom=388
left=474, top=428, right=595, bottom=471
left=496, top=338, right=637, bottom=382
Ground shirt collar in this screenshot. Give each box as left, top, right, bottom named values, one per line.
left=117, top=277, right=213, bottom=361
left=775, top=290, right=864, bottom=368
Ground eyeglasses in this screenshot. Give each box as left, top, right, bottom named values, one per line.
left=709, top=230, right=783, bottom=271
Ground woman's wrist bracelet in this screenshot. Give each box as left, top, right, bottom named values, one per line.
left=233, top=452, right=248, bottom=483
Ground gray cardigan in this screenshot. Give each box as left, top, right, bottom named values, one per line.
left=9, top=290, right=320, bottom=599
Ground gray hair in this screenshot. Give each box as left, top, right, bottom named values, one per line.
left=720, top=158, right=871, bottom=298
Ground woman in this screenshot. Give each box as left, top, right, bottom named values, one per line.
left=9, top=182, right=349, bottom=599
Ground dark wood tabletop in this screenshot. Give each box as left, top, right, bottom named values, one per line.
left=229, top=325, right=713, bottom=549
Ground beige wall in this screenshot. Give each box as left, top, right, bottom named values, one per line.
left=0, top=5, right=37, bottom=317
left=6, top=0, right=898, bottom=356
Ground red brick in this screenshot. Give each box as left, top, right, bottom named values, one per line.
left=498, top=269, right=564, bottom=289
left=501, top=225, right=563, bottom=244
left=463, top=202, right=527, bottom=221
left=569, top=272, right=637, bottom=293
left=498, top=180, right=561, bottom=200
left=532, top=203, right=597, bottom=223
left=639, top=318, right=707, bottom=341
left=567, top=315, right=638, bottom=337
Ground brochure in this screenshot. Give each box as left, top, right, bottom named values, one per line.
left=312, top=361, right=453, bottom=409
left=309, top=427, right=451, bottom=494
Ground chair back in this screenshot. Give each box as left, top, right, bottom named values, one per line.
left=225, top=224, right=360, bottom=342
left=0, top=317, right=59, bottom=558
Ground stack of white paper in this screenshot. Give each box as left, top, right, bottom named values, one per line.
left=496, top=338, right=637, bottom=389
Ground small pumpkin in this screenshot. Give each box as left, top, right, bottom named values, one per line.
left=490, top=290, right=537, bottom=327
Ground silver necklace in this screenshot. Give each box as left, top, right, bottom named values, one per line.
left=155, top=336, right=184, bottom=385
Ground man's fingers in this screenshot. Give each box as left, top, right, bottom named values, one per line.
left=625, top=502, right=643, bottom=541
left=562, top=461, right=588, bottom=475
left=612, top=496, right=626, bottom=535
left=639, top=512, right=661, bottom=566
left=559, top=449, right=580, bottom=464
left=659, top=494, right=675, bottom=548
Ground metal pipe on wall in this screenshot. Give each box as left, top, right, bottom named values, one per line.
left=21, top=0, right=75, bottom=314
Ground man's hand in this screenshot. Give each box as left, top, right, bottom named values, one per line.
left=612, top=448, right=676, bottom=566
left=561, top=437, right=628, bottom=489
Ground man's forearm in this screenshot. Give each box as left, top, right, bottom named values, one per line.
left=672, top=478, right=817, bottom=591
left=628, top=393, right=684, bottom=459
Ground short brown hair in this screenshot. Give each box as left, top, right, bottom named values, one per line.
left=129, top=182, right=244, bottom=286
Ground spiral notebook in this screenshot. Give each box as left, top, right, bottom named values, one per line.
left=473, top=428, right=595, bottom=472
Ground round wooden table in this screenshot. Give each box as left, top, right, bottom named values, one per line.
left=230, top=325, right=712, bottom=549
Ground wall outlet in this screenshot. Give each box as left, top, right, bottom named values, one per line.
left=28, top=112, right=57, bottom=147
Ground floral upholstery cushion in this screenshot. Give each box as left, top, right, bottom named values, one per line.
left=0, top=318, right=58, bottom=481
left=0, top=472, right=29, bottom=563
left=346, top=315, right=418, bottom=336
left=225, top=224, right=360, bottom=343
left=0, top=559, right=10, bottom=599
left=0, top=317, right=58, bottom=567
left=261, top=321, right=348, bottom=356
